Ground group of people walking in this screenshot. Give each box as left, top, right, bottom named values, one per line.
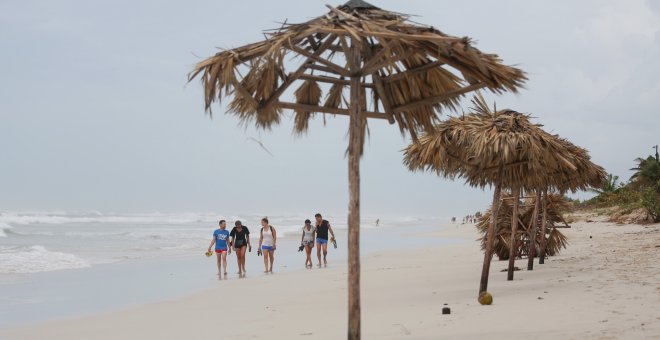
left=207, top=213, right=335, bottom=277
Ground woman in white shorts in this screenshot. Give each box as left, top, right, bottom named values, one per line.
left=300, top=219, right=315, bottom=268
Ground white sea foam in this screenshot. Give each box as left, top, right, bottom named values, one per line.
left=0, top=211, right=222, bottom=226
left=0, top=222, right=13, bottom=238
left=0, top=245, right=90, bottom=274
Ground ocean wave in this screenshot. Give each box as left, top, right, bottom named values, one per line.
left=0, top=245, right=90, bottom=274
left=0, top=211, right=223, bottom=226
left=0, top=222, right=12, bottom=238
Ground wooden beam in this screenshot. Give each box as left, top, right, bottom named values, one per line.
left=358, top=45, right=389, bottom=75
left=315, top=28, right=464, bottom=43
left=306, top=63, right=342, bottom=74
left=259, top=34, right=338, bottom=111
left=363, top=43, right=395, bottom=124
left=484, top=159, right=530, bottom=171
left=276, top=101, right=388, bottom=120
left=288, top=45, right=351, bottom=77
left=392, top=82, right=486, bottom=113
left=383, top=60, right=445, bottom=83
left=359, top=48, right=418, bottom=77
left=298, top=74, right=374, bottom=88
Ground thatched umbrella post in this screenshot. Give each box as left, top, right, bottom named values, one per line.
left=479, top=168, right=503, bottom=293
left=346, top=42, right=362, bottom=340
left=190, top=3, right=527, bottom=337
left=507, top=186, right=520, bottom=280
left=526, top=189, right=541, bottom=270
left=539, top=188, right=549, bottom=264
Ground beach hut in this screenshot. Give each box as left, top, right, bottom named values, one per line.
left=403, top=94, right=605, bottom=295
left=188, top=1, right=525, bottom=338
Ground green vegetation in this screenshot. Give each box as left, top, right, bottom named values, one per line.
left=582, top=146, right=660, bottom=223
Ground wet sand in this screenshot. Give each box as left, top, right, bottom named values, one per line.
left=3, top=218, right=659, bottom=339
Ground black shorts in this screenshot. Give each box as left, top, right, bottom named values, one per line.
left=234, top=240, right=247, bottom=248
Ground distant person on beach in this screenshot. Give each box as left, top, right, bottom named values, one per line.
left=258, top=217, right=276, bottom=273
left=375, top=218, right=379, bottom=226
left=314, top=213, right=335, bottom=267
left=207, top=219, right=231, bottom=277
left=230, top=220, right=251, bottom=275
left=300, top=219, right=315, bottom=268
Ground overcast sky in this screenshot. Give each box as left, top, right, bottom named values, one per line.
left=1, top=0, right=659, bottom=218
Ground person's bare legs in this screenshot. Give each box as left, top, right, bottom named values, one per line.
left=268, top=250, right=274, bottom=272
left=215, top=252, right=222, bottom=276
left=240, top=247, right=247, bottom=274
left=236, top=247, right=245, bottom=275
left=263, top=249, right=269, bottom=273
left=322, top=243, right=328, bottom=266
left=316, top=243, right=322, bottom=267
left=305, top=246, right=312, bottom=267
left=221, top=251, right=227, bottom=275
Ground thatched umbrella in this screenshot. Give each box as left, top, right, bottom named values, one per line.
left=403, top=94, right=605, bottom=295
left=526, top=138, right=604, bottom=269
left=189, top=1, right=525, bottom=337
left=476, top=192, right=572, bottom=261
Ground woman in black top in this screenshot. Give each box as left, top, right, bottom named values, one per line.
left=230, top=220, right=251, bottom=275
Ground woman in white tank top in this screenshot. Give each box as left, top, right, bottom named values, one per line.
left=300, top=219, right=315, bottom=268
left=259, top=217, right=276, bottom=273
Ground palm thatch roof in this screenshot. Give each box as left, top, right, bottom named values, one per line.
left=188, top=1, right=527, bottom=138
left=477, top=192, right=571, bottom=260
left=402, top=94, right=606, bottom=192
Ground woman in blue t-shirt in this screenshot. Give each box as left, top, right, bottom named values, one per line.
left=207, top=219, right=231, bottom=277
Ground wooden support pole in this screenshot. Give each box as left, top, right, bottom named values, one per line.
left=479, top=166, right=504, bottom=294
left=539, top=189, right=548, bottom=264
left=507, top=186, right=520, bottom=281
left=347, top=41, right=362, bottom=340
left=527, top=190, right=541, bottom=271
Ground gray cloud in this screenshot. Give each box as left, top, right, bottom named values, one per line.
left=1, top=0, right=659, bottom=215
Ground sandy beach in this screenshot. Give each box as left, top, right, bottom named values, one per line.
left=3, top=218, right=659, bottom=340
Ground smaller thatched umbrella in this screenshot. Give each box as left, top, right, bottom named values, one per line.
left=403, top=93, right=605, bottom=295
left=525, top=138, right=605, bottom=269
left=476, top=192, right=572, bottom=260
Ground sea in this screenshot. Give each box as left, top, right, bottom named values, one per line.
left=0, top=211, right=464, bottom=329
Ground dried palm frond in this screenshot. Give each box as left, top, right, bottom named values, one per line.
left=189, top=1, right=527, bottom=135
left=293, top=80, right=321, bottom=134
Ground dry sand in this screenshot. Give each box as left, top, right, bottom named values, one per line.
left=3, top=218, right=659, bottom=339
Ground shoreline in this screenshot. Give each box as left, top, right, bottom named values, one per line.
left=0, top=222, right=461, bottom=329
left=3, top=219, right=659, bottom=339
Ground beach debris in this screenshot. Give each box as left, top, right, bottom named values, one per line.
left=246, top=137, right=274, bottom=157
left=478, top=291, right=493, bottom=305
left=500, top=267, right=520, bottom=272
left=393, top=324, right=411, bottom=335
left=442, top=303, right=451, bottom=315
